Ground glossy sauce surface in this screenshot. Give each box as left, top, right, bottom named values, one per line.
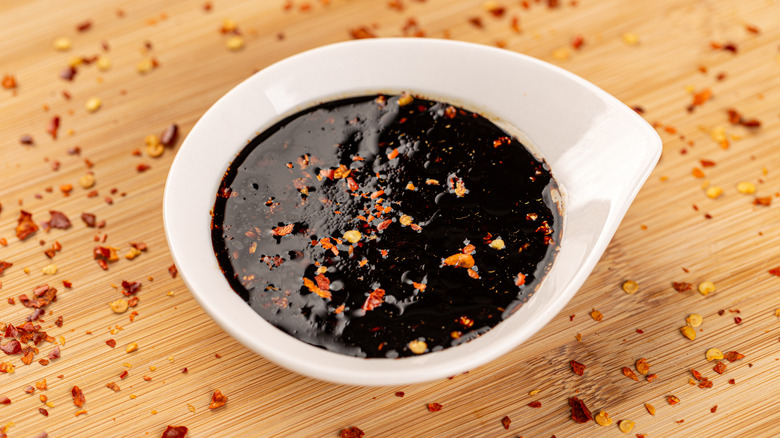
left=212, top=94, right=560, bottom=358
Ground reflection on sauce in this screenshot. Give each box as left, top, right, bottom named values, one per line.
left=212, top=94, right=560, bottom=358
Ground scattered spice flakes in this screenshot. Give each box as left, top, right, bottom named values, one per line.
left=71, top=385, right=85, bottom=407
left=161, top=426, right=189, bottom=438
left=1, top=74, right=17, bottom=89
left=673, top=281, right=692, bottom=292
left=667, top=395, right=680, bottom=405
left=711, top=405, right=718, bottom=413
left=570, top=360, right=586, bottom=376
left=528, top=401, right=542, bottom=408
left=106, top=382, right=120, bottom=392
left=169, top=264, right=178, bottom=278
left=691, top=88, right=712, bottom=108
left=568, top=396, right=593, bottom=423
left=622, top=366, right=639, bottom=381
left=106, top=339, right=116, bottom=348
left=427, top=402, right=443, bottom=412
left=646, top=373, right=657, bottom=382
left=645, top=403, right=656, bottom=415
left=208, top=389, right=227, bottom=409
left=713, top=361, right=727, bottom=374
left=590, top=309, right=603, bottom=322
left=339, top=427, right=364, bottom=438
left=501, top=415, right=511, bottom=430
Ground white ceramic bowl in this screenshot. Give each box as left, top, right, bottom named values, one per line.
left=163, top=38, right=661, bottom=386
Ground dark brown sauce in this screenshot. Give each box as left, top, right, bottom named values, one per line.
left=211, top=94, right=561, bottom=358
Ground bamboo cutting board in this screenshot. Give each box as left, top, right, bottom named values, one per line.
left=1, top=0, right=780, bottom=437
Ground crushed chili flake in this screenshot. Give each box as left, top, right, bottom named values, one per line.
left=570, top=360, right=586, bottom=376
left=711, top=405, right=718, bottom=413
left=427, top=402, right=443, bottom=412
left=349, top=26, right=376, bottom=39
left=339, top=427, right=364, bottom=438
left=672, top=281, right=693, bottom=292
left=0, top=261, right=12, bottom=275
left=528, top=401, right=542, bottom=408
left=71, top=385, right=86, bottom=407
left=724, top=351, right=745, bottom=362
left=16, top=210, right=39, bottom=240
left=161, top=426, right=188, bottom=438
left=667, top=395, right=680, bottom=405
left=106, top=382, right=120, bottom=392
left=106, top=339, right=116, bottom=348
left=713, top=361, right=727, bottom=374
left=622, top=367, right=639, bottom=381
left=590, top=309, right=603, bottom=322
left=501, top=415, right=511, bottom=430
left=209, top=389, right=227, bottom=409
left=569, top=396, right=593, bottom=423
left=734, top=316, right=742, bottom=324
left=47, top=116, right=60, bottom=139
left=646, top=373, right=657, bottom=382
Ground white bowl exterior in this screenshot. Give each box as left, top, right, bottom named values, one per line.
left=164, top=39, right=661, bottom=386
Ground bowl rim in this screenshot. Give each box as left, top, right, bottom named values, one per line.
left=163, top=38, right=661, bottom=386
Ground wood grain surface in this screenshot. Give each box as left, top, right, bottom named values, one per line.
left=1, top=0, right=780, bottom=437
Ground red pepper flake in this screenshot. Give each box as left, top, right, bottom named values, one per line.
left=734, top=316, right=742, bottom=324
left=755, top=196, right=773, bottom=206
left=303, top=277, right=332, bottom=299
left=168, top=264, right=178, bottom=278
left=672, top=281, right=693, bottom=292
left=667, top=395, right=680, bottom=405
left=16, top=210, right=39, bottom=240
left=119, top=370, right=128, bottom=379
left=76, top=20, right=92, bottom=32
left=72, top=385, right=86, bottom=407
left=339, top=427, right=364, bottom=438
left=711, top=405, right=718, bottom=413
left=0, top=339, right=22, bottom=355
left=501, top=415, right=511, bottom=430
left=161, top=124, right=179, bottom=146
left=47, top=116, right=60, bottom=139
left=427, top=402, right=443, bottom=412
left=48, top=345, right=60, bottom=360
left=570, top=360, right=586, bottom=376
left=713, top=361, right=727, bottom=374
left=39, top=407, right=49, bottom=416
left=724, top=351, right=745, bottom=362
left=636, top=329, right=644, bottom=334
left=1, top=74, right=16, bottom=89
left=349, top=26, right=376, bottom=39
left=572, top=34, right=584, bottom=50
left=691, top=369, right=702, bottom=381
left=590, top=309, right=603, bottom=322
left=0, top=261, right=12, bottom=275
left=0, top=397, right=10, bottom=405
left=568, top=396, right=593, bottom=423
left=698, top=377, right=713, bottom=388
left=20, top=134, right=34, bottom=145
left=691, top=89, right=713, bottom=107
left=55, top=315, right=63, bottom=327
left=467, top=17, right=483, bottom=28
left=161, top=426, right=189, bottom=438
left=646, top=373, right=658, bottom=382
left=362, top=288, right=386, bottom=311
left=209, top=389, right=227, bottom=409
left=272, top=223, right=295, bottom=236
left=137, top=163, right=151, bottom=172
left=622, top=367, right=639, bottom=381
left=106, top=339, right=116, bottom=348
left=106, top=382, right=120, bottom=392
left=395, top=391, right=405, bottom=397
left=515, top=272, right=526, bottom=286
left=121, top=280, right=142, bottom=295
left=44, top=210, right=72, bottom=230
left=700, top=159, right=716, bottom=167
left=528, top=401, right=542, bottom=408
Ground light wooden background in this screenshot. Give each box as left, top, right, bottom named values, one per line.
left=1, top=0, right=780, bottom=437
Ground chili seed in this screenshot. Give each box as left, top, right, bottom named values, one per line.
left=53, top=37, right=72, bottom=51
left=226, top=36, right=244, bottom=51
left=618, top=419, right=635, bottom=433
left=111, top=299, right=129, bottom=313
left=635, top=358, right=650, bottom=375
left=686, top=313, right=703, bottom=327
left=397, top=93, right=414, bottom=106
left=408, top=340, right=427, bottom=354
left=343, top=230, right=362, bottom=243
left=622, top=280, right=639, bottom=294
left=488, top=238, right=505, bottom=250
left=79, top=173, right=96, bottom=189
left=680, top=326, right=696, bottom=340
left=594, top=411, right=613, bottom=426
left=399, top=215, right=413, bottom=226
left=698, top=281, right=716, bottom=295
left=96, top=56, right=111, bottom=71
left=736, top=181, right=756, bottom=194
left=705, top=185, right=723, bottom=199
left=42, top=264, right=58, bottom=275
left=85, top=97, right=102, bottom=113
left=706, top=348, right=724, bottom=361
